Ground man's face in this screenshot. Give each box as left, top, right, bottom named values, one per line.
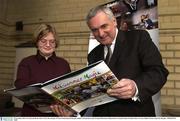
left=87, top=11, right=117, bottom=45
left=37, top=32, right=56, bottom=57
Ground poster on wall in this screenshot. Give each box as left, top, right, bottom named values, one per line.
left=89, top=0, right=159, bottom=53
left=105, top=0, right=158, bottom=30
left=88, top=0, right=161, bottom=116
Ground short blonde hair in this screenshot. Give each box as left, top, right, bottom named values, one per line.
left=33, top=24, right=59, bottom=48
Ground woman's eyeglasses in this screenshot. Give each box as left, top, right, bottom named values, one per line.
left=39, top=39, right=56, bottom=46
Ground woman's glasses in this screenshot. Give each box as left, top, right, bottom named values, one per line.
left=39, top=39, right=56, bottom=46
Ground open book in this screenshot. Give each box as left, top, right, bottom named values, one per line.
left=4, top=61, right=118, bottom=114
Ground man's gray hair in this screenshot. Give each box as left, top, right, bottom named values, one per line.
left=86, top=5, right=115, bottom=23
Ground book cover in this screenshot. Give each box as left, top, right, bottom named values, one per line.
left=5, top=61, right=118, bottom=114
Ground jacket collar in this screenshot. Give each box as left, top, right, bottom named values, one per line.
left=108, top=30, right=126, bottom=68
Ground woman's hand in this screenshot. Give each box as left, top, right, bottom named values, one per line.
left=50, top=104, right=75, bottom=117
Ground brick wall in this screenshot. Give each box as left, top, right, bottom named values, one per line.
left=159, top=0, right=180, bottom=115
left=5, top=0, right=111, bottom=71
left=0, top=0, right=180, bottom=116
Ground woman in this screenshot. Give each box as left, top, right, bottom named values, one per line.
left=15, top=24, right=71, bottom=116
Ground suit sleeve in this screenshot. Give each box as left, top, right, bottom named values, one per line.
left=135, top=30, right=169, bottom=102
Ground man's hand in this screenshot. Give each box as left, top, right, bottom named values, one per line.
left=107, top=78, right=136, bottom=99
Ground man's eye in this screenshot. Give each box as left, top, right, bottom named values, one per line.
left=101, top=24, right=108, bottom=29
left=92, top=29, right=98, bottom=32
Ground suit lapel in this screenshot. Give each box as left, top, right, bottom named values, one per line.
left=109, top=30, right=126, bottom=68
left=95, top=44, right=104, bottom=62
left=98, top=45, right=105, bottom=61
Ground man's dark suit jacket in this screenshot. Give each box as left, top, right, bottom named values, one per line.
left=88, top=30, right=169, bottom=116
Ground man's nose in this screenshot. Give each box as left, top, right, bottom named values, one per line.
left=98, top=29, right=104, bottom=37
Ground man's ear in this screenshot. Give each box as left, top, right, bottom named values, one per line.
left=113, top=18, right=117, bottom=27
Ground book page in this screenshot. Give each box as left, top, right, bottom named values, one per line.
left=5, top=86, right=56, bottom=113
left=41, top=61, right=118, bottom=113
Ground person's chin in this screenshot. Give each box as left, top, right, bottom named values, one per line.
left=100, top=38, right=112, bottom=45
left=43, top=51, right=53, bottom=56
left=101, top=41, right=111, bottom=45
left=43, top=49, right=53, bottom=53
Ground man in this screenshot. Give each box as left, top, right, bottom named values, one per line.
left=86, top=5, right=168, bottom=116
left=51, top=5, right=168, bottom=117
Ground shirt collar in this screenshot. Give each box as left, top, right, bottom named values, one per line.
left=104, top=28, right=118, bottom=58
left=106, top=28, right=118, bottom=52
left=36, top=51, right=56, bottom=63
left=112, top=28, right=118, bottom=46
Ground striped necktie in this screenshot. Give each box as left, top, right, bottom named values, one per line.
left=105, top=44, right=112, bottom=65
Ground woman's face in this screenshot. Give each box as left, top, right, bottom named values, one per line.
left=37, top=32, right=56, bottom=57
